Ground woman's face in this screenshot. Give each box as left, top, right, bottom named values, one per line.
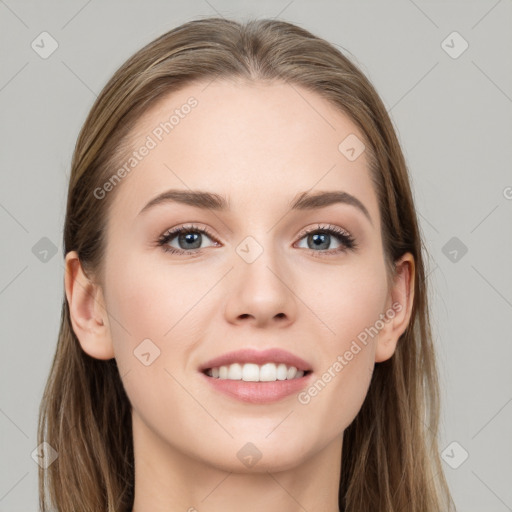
left=95, top=79, right=409, bottom=472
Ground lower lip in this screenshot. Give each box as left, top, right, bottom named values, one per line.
left=200, top=371, right=313, bottom=404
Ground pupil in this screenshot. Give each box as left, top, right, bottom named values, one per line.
left=180, top=232, right=201, bottom=249
left=310, top=233, right=329, bottom=250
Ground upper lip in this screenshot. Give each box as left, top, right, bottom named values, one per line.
left=199, top=348, right=312, bottom=373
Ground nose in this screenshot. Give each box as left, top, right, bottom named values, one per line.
left=224, top=244, right=297, bottom=328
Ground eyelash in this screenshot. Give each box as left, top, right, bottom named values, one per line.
left=156, top=223, right=358, bottom=258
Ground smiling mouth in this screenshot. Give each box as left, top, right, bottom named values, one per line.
left=202, top=362, right=312, bottom=382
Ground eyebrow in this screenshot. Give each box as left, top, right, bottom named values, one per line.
left=138, top=189, right=372, bottom=225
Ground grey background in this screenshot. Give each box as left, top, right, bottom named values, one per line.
left=1, top=0, right=511, bottom=510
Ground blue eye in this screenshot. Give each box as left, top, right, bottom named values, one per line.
left=295, top=224, right=357, bottom=255
left=157, top=224, right=218, bottom=255
left=157, top=223, right=357, bottom=256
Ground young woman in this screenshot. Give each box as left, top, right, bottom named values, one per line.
left=37, top=17, right=456, bottom=512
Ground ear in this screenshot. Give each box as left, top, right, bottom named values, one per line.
left=64, top=251, right=115, bottom=360
left=375, top=252, right=415, bottom=363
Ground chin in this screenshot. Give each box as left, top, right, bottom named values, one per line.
left=201, top=436, right=313, bottom=474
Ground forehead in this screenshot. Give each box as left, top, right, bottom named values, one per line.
left=108, top=79, right=379, bottom=226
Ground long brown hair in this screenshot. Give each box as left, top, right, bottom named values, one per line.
left=38, top=17, right=456, bottom=511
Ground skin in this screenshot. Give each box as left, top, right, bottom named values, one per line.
left=65, top=79, right=415, bottom=512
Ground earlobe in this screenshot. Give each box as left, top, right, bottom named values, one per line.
left=375, top=252, right=415, bottom=363
left=64, top=251, right=115, bottom=360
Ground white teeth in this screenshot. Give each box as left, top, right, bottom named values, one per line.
left=219, top=366, right=229, bottom=379
left=286, top=366, right=297, bottom=379
left=259, top=363, right=276, bottom=381
left=206, top=362, right=308, bottom=381
left=227, top=363, right=242, bottom=380
left=276, top=363, right=288, bottom=380
left=242, top=363, right=260, bottom=381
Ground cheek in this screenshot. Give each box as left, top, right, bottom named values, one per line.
left=294, top=260, right=387, bottom=422
left=104, top=249, right=209, bottom=347
left=302, top=256, right=389, bottom=346
left=102, top=253, right=206, bottom=432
